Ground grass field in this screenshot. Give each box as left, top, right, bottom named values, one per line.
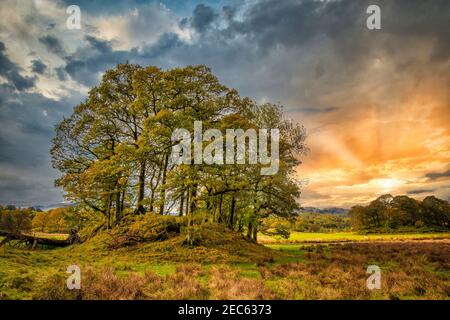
left=258, top=231, right=450, bottom=244
left=28, top=232, right=69, bottom=240
left=1, top=226, right=449, bottom=300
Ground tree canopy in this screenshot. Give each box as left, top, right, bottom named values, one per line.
left=349, top=194, right=450, bottom=231
left=51, top=63, right=308, bottom=242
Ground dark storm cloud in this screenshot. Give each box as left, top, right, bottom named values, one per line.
left=0, top=174, right=57, bottom=206
left=0, top=83, right=77, bottom=136
left=55, top=66, right=68, bottom=81
left=141, top=33, right=183, bottom=58
left=0, top=82, right=83, bottom=205
left=425, top=169, right=450, bottom=181
left=85, top=35, right=112, bottom=53
left=64, top=36, right=129, bottom=86
left=1, top=0, right=450, bottom=207
left=30, top=59, right=47, bottom=75
left=218, top=0, right=450, bottom=70
left=300, top=107, right=339, bottom=114
left=191, top=4, right=218, bottom=32
left=63, top=33, right=183, bottom=86
left=57, top=0, right=450, bottom=110
left=222, top=5, right=237, bottom=21
left=53, top=0, right=450, bottom=96
left=0, top=42, right=36, bottom=91
left=407, top=188, right=436, bottom=195
left=39, top=35, right=66, bottom=57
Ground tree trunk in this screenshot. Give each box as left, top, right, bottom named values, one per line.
left=252, top=223, right=258, bottom=242
left=247, top=222, right=252, bottom=239
left=179, top=191, right=185, bottom=216
left=189, top=186, right=197, bottom=224
left=120, top=189, right=125, bottom=213
left=185, top=188, right=190, bottom=217
left=106, top=194, right=112, bottom=229
left=218, top=193, right=223, bottom=223
left=149, top=189, right=154, bottom=212
left=0, top=230, right=81, bottom=247
left=187, top=189, right=193, bottom=227
left=158, top=153, right=169, bottom=215
left=136, top=160, right=146, bottom=214
left=115, top=191, right=121, bottom=224
left=228, top=195, right=236, bottom=229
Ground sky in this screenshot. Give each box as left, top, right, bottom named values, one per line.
left=0, top=0, right=449, bottom=208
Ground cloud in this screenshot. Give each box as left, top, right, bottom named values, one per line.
left=0, top=81, right=83, bottom=205
left=92, top=2, right=185, bottom=50
left=62, top=33, right=185, bottom=86
left=63, top=35, right=128, bottom=86
left=54, top=66, right=68, bottom=81
left=0, top=42, right=36, bottom=90
left=425, top=169, right=450, bottom=181
left=0, top=0, right=449, bottom=207
left=30, top=59, right=47, bottom=74
left=191, top=4, right=218, bottom=32
left=300, top=107, right=339, bottom=114
left=39, top=35, right=66, bottom=57
left=407, top=188, right=436, bottom=195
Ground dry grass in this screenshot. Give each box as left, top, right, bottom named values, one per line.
left=33, top=264, right=270, bottom=300
left=208, top=266, right=274, bottom=299
left=262, top=242, right=450, bottom=299
left=31, top=242, right=450, bottom=300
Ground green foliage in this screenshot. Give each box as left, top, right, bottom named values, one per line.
left=292, top=213, right=350, bottom=232
left=349, top=194, right=450, bottom=231
left=51, top=63, right=308, bottom=237
left=0, top=209, right=32, bottom=234
left=261, top=213, right=350, bottom=235
left=31, top=207, right=95, bottom=234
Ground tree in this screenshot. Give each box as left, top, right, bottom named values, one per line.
left=32, top=211, right=48, bottom=232
left=421, top=196, right=450, bottom=227
left=52, top=63, right=308, bottom=239
left=0, top=210, right=32, bottom=234
left=349, top=194, right=450, bottom=230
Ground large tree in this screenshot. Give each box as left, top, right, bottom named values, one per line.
left=52, top=63, right=307, bottom=236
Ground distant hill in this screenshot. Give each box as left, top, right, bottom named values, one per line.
left=33, top=202, right=74, bottom=211
left=301, top=207, right=349, bottom=214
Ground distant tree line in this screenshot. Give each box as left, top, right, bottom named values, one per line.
left=349, top=194, right=450, bottom=231
left=32, top=207, right=86, bottom=233
left=261, top=212, right=350, bottom=237
left=0, top=206, right=85, bottom=235
left=0, top=207, right=33, bottom=234
left=292, top=212, right=350, bottom=232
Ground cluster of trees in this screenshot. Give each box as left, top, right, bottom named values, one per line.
left=261, top=212, right=350, bottom=237
left=0, top=205, right=87, bottom=235
left=51, top=64, right=307, bottom=242
left=292, top=212, right=350, bottom=232
left=32, top=208, right=85, bottom=233
left=0, top=207, right=33, bottom=234
left=349, top=194, right=450, bottom=230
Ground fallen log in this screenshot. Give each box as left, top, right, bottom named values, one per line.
left=0, top=229, right=81, bottom=247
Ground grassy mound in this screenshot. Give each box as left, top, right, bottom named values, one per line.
left=74, top=214, right=277, bottom=264
left=0, top=215, right=279, bottom=299
left=107, top=214, right=182, bottom=249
